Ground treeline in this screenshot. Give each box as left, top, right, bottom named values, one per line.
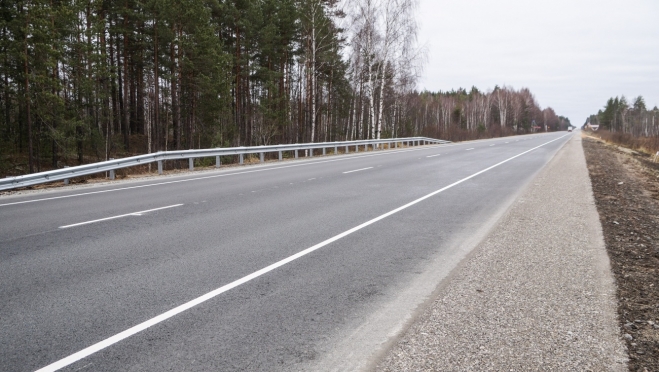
left=587, top=96, right=659, bottom=137
left=1, top=0, right=354, bottom=174
left=405, top=86, right=570, bottom=141
left=1, top=0, right=567, bottom=176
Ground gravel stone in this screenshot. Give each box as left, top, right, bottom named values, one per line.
left=376, top=135, right=628, bottom=371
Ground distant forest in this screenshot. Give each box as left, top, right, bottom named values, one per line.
left=587, top=95, right=659, bottom=137
left=0, top=0, right=569, bottom=175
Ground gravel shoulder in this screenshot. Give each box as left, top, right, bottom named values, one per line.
left=376, top=134, right=628, bottom=371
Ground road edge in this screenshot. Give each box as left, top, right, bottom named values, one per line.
left=373, top=134, right=627, bottom=370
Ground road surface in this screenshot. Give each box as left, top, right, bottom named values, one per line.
left=0, top=132, right=571, bottom=371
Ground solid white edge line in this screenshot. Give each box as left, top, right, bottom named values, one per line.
left=58, top=204, right=184, bottom=229
left=35, top=133, right=569, bottom=372
left=343, top=167, right=373, bottom=174
left=1, top=133, right=557, bottom=208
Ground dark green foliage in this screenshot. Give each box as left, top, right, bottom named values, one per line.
left=594, top=95, right=658, bottom=137
left=0, top=1, right=570, bottom=177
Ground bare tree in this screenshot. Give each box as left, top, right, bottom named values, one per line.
left=342, top=0, right=422, bottom=141
left=495, top=86, right=511, bottom=128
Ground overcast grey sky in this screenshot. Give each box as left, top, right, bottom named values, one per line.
left=416, top=0, right=659, bottom=125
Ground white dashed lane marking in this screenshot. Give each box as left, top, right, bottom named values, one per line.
left=343, top=167, right=373, bottom=174
left=59, top=204, right=184, bottom=229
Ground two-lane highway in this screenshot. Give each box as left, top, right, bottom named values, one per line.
left=0, top=132, right=571, bottom=371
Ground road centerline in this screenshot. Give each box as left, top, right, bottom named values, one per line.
left=34, top=133, right=568, bottom=372
left=58, top=204, right=184, bottom=229
left=426, top=154, right=441, bottom=158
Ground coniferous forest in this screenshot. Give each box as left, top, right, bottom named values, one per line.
left=0, top=0, right=569, bottom=176
left=585, top=95, right=659, bottom=153
left=587, top=96, right=659, bottom=137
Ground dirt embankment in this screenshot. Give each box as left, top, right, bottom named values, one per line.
left=583, top=137, right=659, bottom=371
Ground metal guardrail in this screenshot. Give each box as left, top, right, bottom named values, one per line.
left=0, top=137, right=449, bottom=191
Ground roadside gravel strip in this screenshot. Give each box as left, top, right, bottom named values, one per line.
left=376, top=135, right=628, bottom=371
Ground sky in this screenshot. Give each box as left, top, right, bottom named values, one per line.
left=415, top=0, right=659, bottom=125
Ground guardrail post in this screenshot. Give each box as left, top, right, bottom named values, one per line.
left=322, top=148, right=326, bottom=156
left=310, top=148, right=313, bottom=156
left=278, top=151, right=282, bottom=161
left=334, top=146, right=338, bottom=154
left=63, top=166, right=70, bottom=185
left=108, top=158, right=116, bottom=179
left=189, top=158, right=194, bottom=170
left=158, top=160, right=163, bottom=174
left=295, top=150, right=298, bottom=159
left=215, top=156, right=221, bottom=168
left=260, top=152, right=264, bottom=163
left=240, top=154, right=244, bottom=164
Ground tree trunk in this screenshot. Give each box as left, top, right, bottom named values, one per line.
left=171, top=27, right=179, bottom=149
left=310, top=8, right=316, bottom=143
left=122, top=13, right=130, bottom=150
left=24, top=4, right=33, bottom=173
left=152, top=20, right=158, bottom=153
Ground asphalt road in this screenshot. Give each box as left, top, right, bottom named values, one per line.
left=0, top=132, right=572, bottom=371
